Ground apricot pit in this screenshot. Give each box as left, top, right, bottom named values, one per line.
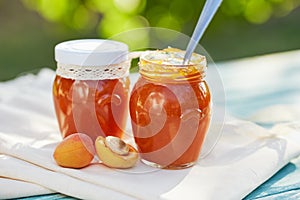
left=95, top=136, right=138, bottom=169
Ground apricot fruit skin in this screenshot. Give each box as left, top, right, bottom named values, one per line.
left=95, top=136, right=138, bottom=169
left=53, top=133, right=95, bottom=169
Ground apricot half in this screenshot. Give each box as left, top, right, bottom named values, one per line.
left=53, top=133, right=95, bottom=168
left=95, top=136, right=138, bottom=169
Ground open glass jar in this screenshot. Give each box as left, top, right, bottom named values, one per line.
left=53, top=39, right=130, bottom=141
left=129, top=48, right=211, bottom=169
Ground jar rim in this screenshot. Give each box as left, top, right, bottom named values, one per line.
left=138, top=48, right=207, bottom=82
left=140, top=48, right=207, bottom=68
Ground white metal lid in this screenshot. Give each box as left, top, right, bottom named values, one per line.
left=55, top=39, right=129, bottom=66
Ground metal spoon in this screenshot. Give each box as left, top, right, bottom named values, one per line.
left=183, top=0, right=223, bottom=64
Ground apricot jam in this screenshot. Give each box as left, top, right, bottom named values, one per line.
left=53, top=76, right=129, bottom=141
left=53, top=39, right=130, bottom=141
left=129, top=48, right=211, bottom=169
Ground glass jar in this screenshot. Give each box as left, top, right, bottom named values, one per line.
left=53, top=39, right=130, bottom=141
left=129, top=48, right=211, bottom=169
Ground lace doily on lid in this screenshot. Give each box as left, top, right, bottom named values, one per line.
left=55, top=39, right=131, bottom=80
left=56, top=62, right=130, bottom=80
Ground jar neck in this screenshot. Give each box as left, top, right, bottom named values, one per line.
left=139, top=59, right=206, bottom=83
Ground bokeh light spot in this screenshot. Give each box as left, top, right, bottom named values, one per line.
left=114, top=0, right=142, bottom=14
left=39, top=0, right=68, bottom=22
left=244, top=0, right=272, bottom=24
left=156, top=14, right=182, bottom=32
left=221, top=0, right=247, bottom=16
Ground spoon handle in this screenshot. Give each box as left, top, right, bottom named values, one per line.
left=183, top=0, right=222, bottom=64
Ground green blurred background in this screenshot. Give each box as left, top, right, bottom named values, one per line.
left=0, top=0, right=299, bottom=81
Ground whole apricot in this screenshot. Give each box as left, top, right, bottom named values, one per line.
left=53, top=133, right=95, bottom=168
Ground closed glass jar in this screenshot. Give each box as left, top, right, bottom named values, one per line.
left=53, top=39, right=130, bottom=141
left=129, top=48, right=211, bottom=169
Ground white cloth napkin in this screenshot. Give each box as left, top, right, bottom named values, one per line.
left=0, top=177, right=54, bottom=199
left=1, top=69, right=300, bottom=200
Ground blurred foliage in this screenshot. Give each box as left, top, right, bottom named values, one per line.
left=0, top=0, right=300, bottom=81
left=21, top=0, right=300, bottom=38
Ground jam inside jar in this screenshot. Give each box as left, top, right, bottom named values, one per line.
left=53, top=39, right=130, bottom=141
left=53, top=76, right=129, bottom=141
left=129, top=48, right=211, bottom=169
